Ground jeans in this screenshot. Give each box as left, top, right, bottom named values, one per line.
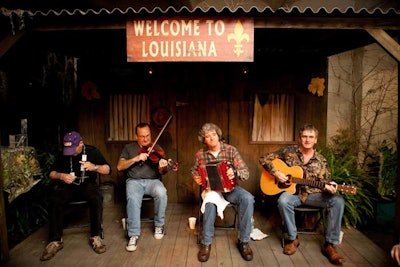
left=277, top=191, right=344, bottom=245
left=201, top=186, right=254, bottom=245
left=126, top=178, right=167, bottom=237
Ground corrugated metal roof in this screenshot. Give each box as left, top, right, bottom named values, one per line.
left=1, top=0, right=399, bottom=39
left=2, top=0, right=400, bottom=18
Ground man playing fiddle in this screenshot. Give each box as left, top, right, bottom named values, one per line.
left=117, top=122, right=170, bottom=252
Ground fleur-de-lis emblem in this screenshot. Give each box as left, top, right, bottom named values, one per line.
left=227, top=20, right=250, bottom=57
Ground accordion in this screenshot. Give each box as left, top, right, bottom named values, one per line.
left=197, top=160, right=236, bottom=192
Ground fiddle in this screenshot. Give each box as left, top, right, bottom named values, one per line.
left=139, top=145, right=179, bottom=171
left=140, top=145, right=165, bottom=163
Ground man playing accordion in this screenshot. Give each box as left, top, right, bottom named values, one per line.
left=191, top=123, right=255, bottom=262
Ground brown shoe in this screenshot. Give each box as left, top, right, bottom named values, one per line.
left=238, top=241, right=253, bottom=261
left=40, top=240, right=63, bottom=261
left=283, top=237, right=300, bottom=255
left=198, top=244, right=211, bottom=262
left=322, top=244, right=345, bottom=265
left=89, top=236, right=106, bottom=254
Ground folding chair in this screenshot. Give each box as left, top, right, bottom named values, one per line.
left=118, top=170, right=167, bottom=237
left=281, top=205, right=325, bottom=247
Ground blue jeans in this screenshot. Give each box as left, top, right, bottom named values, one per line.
left=201, top=186, right=254, bottom=245
left=277, top=191, right=344, bottom=245
left=126, top=178, right=167, bottom=237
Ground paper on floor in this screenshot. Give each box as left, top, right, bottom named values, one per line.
left=250, top=228, right=268, bottom=240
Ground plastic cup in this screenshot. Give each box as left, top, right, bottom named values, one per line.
left=122, top=218, right=126, bottom=230
left=188, top=217, right=196, bottom=230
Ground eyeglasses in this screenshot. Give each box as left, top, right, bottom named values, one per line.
left=138, top=134, right=150, bottom=139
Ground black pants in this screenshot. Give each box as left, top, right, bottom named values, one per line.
left=48, top=181, right=103, bottom=241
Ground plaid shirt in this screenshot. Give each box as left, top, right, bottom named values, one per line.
left=191, top=142, right=249, bottom=181
left=259, top=144, right=331, bottom=201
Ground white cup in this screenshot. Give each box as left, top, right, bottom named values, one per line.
left=188, top=217, right=196, bottom=230
left=122, top=218, right=126, bottom=231
left=339, top=230, right=344, bottom=244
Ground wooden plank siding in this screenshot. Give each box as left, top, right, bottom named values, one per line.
left=77, top=62, right=328, bottom=205
left=4, top=203, right=393, bottom=267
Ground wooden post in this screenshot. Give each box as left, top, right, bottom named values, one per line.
left=0, top=150, right=10, bottom=263
left=396, top=84, right=400, bottom=245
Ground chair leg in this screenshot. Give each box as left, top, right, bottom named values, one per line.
left=281, top=220, right=286, bottom=248
left=197, top=208, right=202, bottom=244
left=281, top=207, right=326, bottom=248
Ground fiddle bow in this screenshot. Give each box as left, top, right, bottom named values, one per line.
left=140, top=115, right=178, bottom=171
left=145, top=114, right=173, bottom=159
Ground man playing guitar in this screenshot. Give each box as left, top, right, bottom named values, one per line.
left=259, top=124, right=345, bottom=265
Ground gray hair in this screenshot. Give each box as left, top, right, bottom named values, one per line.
left=198, top=123, right=222, bottom=143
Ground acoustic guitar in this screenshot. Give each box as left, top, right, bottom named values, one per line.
left=260, top=158, right=357, bottom=196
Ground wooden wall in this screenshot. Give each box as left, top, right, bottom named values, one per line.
left=0, top=31, right=327, bottom=206
left=77, top=61, right=328, bottom=204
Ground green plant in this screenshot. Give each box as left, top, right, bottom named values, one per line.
left=364, top=140, right=397, bottom=200
left=319, top=129, right=376, bottom=228
left=6, top=144, right=59, bottom=248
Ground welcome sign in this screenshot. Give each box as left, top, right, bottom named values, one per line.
left=126, top=17, right=254, bottom=62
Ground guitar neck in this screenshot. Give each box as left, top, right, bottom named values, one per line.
left=291, top=177, right=325, bottom=189
left=291, top=177, right=357, bottom=194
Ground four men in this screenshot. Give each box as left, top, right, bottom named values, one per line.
left=40, top=123, right=348, bottom=264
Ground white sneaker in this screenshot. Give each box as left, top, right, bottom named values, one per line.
left=154, top=226, right=165, bottom=240
left=126, top=235, right=139, bottom=252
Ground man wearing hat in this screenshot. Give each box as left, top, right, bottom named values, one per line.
left=40, top=131, right=111, bottom=261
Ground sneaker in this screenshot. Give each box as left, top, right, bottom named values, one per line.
left=40, top=240, right=64, bottom=261
left=154, top=226, right=165, bottom=239
left=126, top=235, right=139, bottom=252
left=89, top=236, right=106, bottom=254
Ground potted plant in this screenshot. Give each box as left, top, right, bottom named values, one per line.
left=319, top=129, right=376, bottom=228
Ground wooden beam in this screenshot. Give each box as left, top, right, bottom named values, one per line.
left=366, top=28, right=400, bottom=62
left=0, top=151, right=9, bottom=263
left=0, top=30, right=25, bottom=58
left=254, top=17, right=400, bottom=30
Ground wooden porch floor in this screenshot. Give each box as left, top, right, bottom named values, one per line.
left=4, top=202, right=393, bottom=267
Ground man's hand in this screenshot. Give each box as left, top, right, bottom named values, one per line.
left=193, top=175, right=202, bottom=185
left=158, top=158, right=168, bottom=168
left=226, top=167, right=235, bottom=180
left=274, top=171, right=289, bottom=183
left=79, top=161, right=97, bottom=171
left=325, top=181, right=338, bottom=194
left=391, top=244, right=400, bottom=265
left=137, top=152, right=149, bottom=162
left=61, top=173, right=76, bottom=184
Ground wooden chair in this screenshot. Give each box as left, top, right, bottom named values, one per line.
left=197, top=186, right=238, bottom=244
left=281, top=205, right=325, bottom=247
